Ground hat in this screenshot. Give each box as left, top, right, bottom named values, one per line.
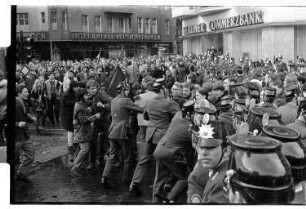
left=284, top=73, right=299, bottom=89
left=221, top=95, right=231, bottom=108
left=285, top=85, right=296, bottom=98
left=229, top=135, right=295, bottom=204
left=244, top=81, right=260, bottom=91
left=194, top=106, right=216, bottom=115
left=182, top=100, right=195, bottom=116
left=264, top=87, right=276, bottom=97
left=194, top=116, right=227, bottom=148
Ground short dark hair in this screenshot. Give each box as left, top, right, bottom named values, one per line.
left=75, top=88, right=88, bottom=102
left=16, top=83, right=27, bottom=94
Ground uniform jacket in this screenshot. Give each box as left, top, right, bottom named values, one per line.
left=187, top=160, right=210, bottom=203
left=108, top=94, right=143, bottom=139
left=134, top=91, right=157, bottom=126
left=218, top=110, right=236, bottom=136
left=277, top=100, right=298, bottom=125
left=154, top=111, right=193, bottom=161
left=15, top=97, right=32, bottom=142
left=202, top=160, right=230, bottom=204
left=73, top=101, right=97, bottom=143
left=145, top=94, right=180, bottom=144
left=287, top=119, right=306, bottom=145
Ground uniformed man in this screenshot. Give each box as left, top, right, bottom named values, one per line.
left=187, top=115, right=229, bottom=203
left=277, top=86, right=298, bottom=125
left=259, top=87, right=277, bottom=110
left=287, top=99, right=306, bottom=146
left=218, top=95, right=236, bottom=136
left=224, top=135, right=295, bottom=204
left=101, top=82, right=143, bottom=188
left=129, top=82, right=180, bottom=196
left=152, top=101, right=195, bottom=203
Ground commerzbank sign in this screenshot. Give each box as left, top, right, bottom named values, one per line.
left=209, top=11, right=264, bottom=31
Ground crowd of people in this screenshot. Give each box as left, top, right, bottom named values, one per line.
left=15, top=51, right=306, bottom=204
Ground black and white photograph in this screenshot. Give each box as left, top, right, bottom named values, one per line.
left=2, top=0, right=306, bottom=206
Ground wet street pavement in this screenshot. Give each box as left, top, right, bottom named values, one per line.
left=14, top=154, right=155, bottom=203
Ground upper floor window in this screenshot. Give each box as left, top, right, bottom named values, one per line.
left=41, top=12, right=45, bottom=24
left=94, top=16, right=101, bottom=33
left=62, top=12, right=67, bottom=31
left=81, top=15, right=88, bottom=26
left=51, top=11, right=57, bottom=30
left=165, top=20, right=170, bottom=36
left=145, top=18, right=150, bottom=34
left=137, top=17, right=143, bottom=34
left=81, top=15, right=89, bottom=32
left=152, top=19, right=157, bottom=34
left=17, top=13, right=28, bottom=25
left=119, top=17, right=124, bottom=33
left=107, top=16, right=112, bottom=33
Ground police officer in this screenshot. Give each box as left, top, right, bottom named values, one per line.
left=218, top=95, right=236, bottom=136
left=152, top=101, right=195, bottom=203
left=277, top=86, right=298, bottom=125
left=224, top=135, right=295, bottom=204
left=129, top=82, right=180, bottom=196
left=188, top=114, right=229, bottom=203
left=287, top=99, right=306, bottom=146
left=101, top=82, right=143, bottom=188
left=259, top=87, right=277, bottom=110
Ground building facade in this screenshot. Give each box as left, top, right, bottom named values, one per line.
left=172, top=6, right=306, bottom=62
left=16, top=5, right=173, bottom=61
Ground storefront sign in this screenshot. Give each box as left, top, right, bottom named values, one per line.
left=71, top=33, right=161, bottom=41
left=183, top=23, right=207, bottom=35
left=209, top=11, right=264, bottom=31
left=17, top=32, right=48, bottom=41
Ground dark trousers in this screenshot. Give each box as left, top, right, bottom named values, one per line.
left=15, top=139, right=35, bottom=176
left=130, top=141, right=157, bottom=186
left=47, top=96, right=60, bottom=125
left=89, top=121, right=109, bottom=165
left=102, top=138, right=135, bottom=182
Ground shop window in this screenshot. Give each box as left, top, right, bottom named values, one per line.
left=145, top=18, right=150, bottom=34
left=165, top=20, right=170, bottom=36
left=17, top=13, right=28, bottom=26
left=62, top=12, right=67, bottom=31
left=51, top=11, right=57, bottom=30
left=152, top=19, right=157, bottom=34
